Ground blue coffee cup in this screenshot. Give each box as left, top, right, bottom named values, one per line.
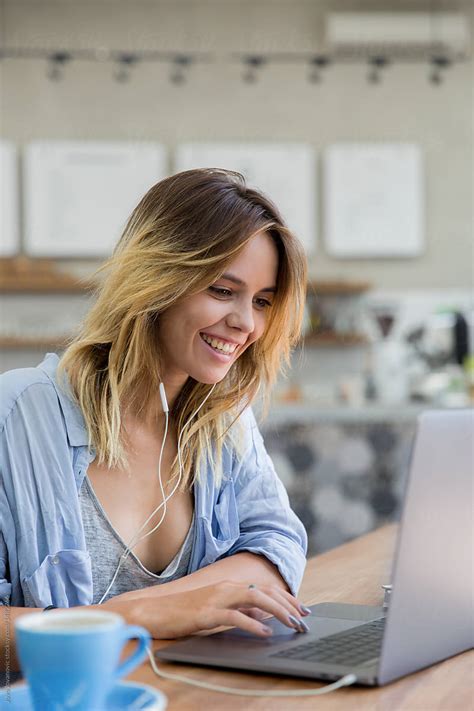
left=15, top=609, right=151, bottom=711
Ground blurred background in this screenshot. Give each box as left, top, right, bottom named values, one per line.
left=1, top=0, right=473, bottom=555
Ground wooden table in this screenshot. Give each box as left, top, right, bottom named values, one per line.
left=129, top=525, right=473, bottom=710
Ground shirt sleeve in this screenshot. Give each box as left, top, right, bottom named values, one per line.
left=0, top=375, right=91, bottom=608
left=225, top=407, right=308, bottom=596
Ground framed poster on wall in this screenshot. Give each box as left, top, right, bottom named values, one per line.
left=0, top=140, right=20, bottom=257
left=323, top=143, right=424, bottom=258
left=175, top=142, right=317, bottom=254
left=24, top=141, right=168, bottom=257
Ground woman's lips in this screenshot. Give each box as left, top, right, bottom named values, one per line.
left=199, top=333, right=236, bottom=361
left=199, top=331, right=242, bottom=346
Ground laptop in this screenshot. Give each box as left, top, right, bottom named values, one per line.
left=155, top=410, right=474, bottom=686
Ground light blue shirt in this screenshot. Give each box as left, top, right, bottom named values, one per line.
left=0, top=353, right=307, bottom=608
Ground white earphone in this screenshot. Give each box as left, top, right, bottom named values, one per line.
left=97, top=381, right=216, bottom=604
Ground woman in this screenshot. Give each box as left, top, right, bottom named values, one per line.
left=0, top=168, right=310, bottom=675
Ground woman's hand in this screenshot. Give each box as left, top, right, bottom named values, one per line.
left=102, top=580, right=310, bottom=639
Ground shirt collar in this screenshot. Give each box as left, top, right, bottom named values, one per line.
left=37, top=352, right=91, bottom=448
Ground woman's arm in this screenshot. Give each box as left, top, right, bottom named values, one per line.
left=2, top=582, right=309, bottom=671
left=224, top=409, right=308, bottom=595
left=110, top=551, right=290, bottom=602
left=102, top=580, right=308, bottom=640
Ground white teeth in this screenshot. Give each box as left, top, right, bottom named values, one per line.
left=201, top=333, right=237, bottom=354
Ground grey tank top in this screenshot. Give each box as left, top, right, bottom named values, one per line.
left=79, top=476, right=195, bottom=604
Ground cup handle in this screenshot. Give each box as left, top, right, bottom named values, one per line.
left=115, top=625, right=151, bottom=680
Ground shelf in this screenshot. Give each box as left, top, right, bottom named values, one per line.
left=0, top=280, right=93, bottom=294
left=0, top=336, right=69, bottom=350
left=303, top=332, right=369, bottom=347
left=307, top=279, right=371, bottom=296
left=0, top=258, right=95, bottom=293
left=1, top=333, right=369, bottom=351
left=1, top=253, right=372, bottom=297
left=1, top=260, right=370, bottom=297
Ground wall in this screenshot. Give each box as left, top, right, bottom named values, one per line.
left=1, top=1, right=472, bottom=559
left=1, top=0, right=473, bottom=289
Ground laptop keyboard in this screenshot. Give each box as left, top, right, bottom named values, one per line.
left=270, top=618, right=385, bottom=667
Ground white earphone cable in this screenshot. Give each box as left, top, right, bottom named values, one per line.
left=147, top=646, right=357, bottom=697
left=96, top=383, right=359, bottom=698
left=97, top=382, right=216, bottom=605
left=121, top=381, right=216, bottom=547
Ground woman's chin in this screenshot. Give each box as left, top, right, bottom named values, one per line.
left=193, top=368, right=230, bottom=385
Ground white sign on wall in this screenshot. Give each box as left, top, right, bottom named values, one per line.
left=0, top=140, right=20, bottom=257
left=175, top=142, right=317, bottom=254
left=24, top=141, right=168, bottom=257
left=324, top=143, right=424, bottom=258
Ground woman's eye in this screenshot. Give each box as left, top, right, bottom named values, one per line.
left=255, top=298, right=272, bottom=309
left=209, top=287, right=271, bottom=309
left=209, top=286, right=232, bottom=297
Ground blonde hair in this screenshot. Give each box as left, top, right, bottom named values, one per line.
left=58, top=168, right=307, bottom=489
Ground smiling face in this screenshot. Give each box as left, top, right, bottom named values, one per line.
left=157, top=231, right=279, bottom=394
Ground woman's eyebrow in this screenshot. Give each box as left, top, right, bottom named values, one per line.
left=220, top=272, right=277, bottom=293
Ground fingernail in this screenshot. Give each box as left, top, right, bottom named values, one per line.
left=289, top=614, right=310, bottom=633
left=289, top=614, right=304, bottom=630
left=299, top=619, right=310, bottom=633
left=301, top=605, right=312, bottom=615
left=261, top=625, right=273, bottom=635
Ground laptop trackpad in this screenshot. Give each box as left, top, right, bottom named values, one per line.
left=311, top=602, right=386, bottom=621
left=211, top=603, right=385, bottom=645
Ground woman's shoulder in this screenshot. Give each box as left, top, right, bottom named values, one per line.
left=0, top=354, right=63, bottom=433
left=224, top=404, right=259, bottom=450
left=237, top=404, right=267, bottom=444
left=224, top=403, right=269, bottom=472
left=235, top=403, right=258, bottom=430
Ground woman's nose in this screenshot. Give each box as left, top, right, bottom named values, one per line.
left=226, top=300, right=255, bottom=334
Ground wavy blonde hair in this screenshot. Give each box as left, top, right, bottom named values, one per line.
left=58, top=168, right=307, bottom=489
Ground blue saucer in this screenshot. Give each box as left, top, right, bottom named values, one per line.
left=0, top=680, right=167, bottom=710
